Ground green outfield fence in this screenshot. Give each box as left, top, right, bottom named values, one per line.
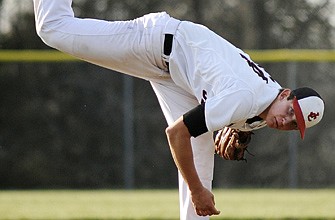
left=1, top=49, right=334, bottom=190
left=1, top=49, right=335, bottom=62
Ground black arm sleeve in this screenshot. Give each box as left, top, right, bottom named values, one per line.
left=183, top=103, right=208, bottom=137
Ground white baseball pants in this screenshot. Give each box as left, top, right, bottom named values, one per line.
left=33, top=0, right=215, bottom=219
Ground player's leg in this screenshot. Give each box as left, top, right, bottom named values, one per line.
left=151, top=81, right=215, bottom=220
left=178, top=136, right=214, bottom=220
left=33, top=0, right=172, bottom=80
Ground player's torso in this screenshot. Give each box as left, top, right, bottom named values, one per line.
left=170, top=21, right=282, bottom=131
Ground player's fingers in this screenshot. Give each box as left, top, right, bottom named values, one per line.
left=196, top=208, right=208, bottom=216
left=221, top=128, right=233, bottom=158
left=214, top=129, right=223, bottom=145
left=198, top=207, right=220, bottom=216
left=221, top=129, right=230, bottom=144
left=210, top=193, right=221, bottom=216
left=200, top=197, right=221, bottom=216
left=212, top=205, right=221, bottom=215
left=225, top=134, right=236, bottom=159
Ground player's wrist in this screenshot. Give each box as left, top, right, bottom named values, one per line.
left=189, top=183, right=205, bottom=196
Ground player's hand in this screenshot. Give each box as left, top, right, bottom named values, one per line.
left=191, top=187, right=221, bottom=217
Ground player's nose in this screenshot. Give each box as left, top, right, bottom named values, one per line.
left=282, top=115, right=296, bottom=129
left=285, top=114, right=296, bottom=124
left=283, top=117, right=292, bottom=126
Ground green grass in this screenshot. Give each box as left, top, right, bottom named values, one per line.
left=0, top=189, right=334, bottom=220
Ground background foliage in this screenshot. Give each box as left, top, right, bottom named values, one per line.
left=0, top=0, right=334, bottom=189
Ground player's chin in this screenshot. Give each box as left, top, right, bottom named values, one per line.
left=266, top=120, right=276, bottom=129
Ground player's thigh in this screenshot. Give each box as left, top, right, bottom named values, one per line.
left=150, top=80, right=197, bottom=124
left=151, top=81, right=214, bottom=181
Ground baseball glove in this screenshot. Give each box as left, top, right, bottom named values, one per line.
left=214, top=127, right=253, bottom=161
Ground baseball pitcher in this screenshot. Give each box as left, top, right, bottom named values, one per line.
left=33, top=0, right=325, bottom=219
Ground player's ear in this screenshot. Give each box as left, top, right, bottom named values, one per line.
left=278, top=88, right=291, bottom=100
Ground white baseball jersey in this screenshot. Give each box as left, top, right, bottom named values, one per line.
left=170, top=21, right=282, bottom=132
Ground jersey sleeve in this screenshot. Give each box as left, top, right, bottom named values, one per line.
left=204, top=89, right=256, bottom=132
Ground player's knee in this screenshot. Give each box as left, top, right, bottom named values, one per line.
left=35, top=20, right=68, bottom=51
left=36, top=29, right=48, bottom=44
left=36, top=25, right=57, bottom=49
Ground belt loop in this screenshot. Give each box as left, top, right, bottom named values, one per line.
left=162, top=17, right=181, bottom=71
left=164, top=34, right=173, bottom=56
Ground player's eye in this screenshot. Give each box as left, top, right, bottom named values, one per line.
left=288, top=107, right=295, bottom=116
left=287, top=107, right=298, bottom=130
left=292, top=120, right=298, bottom=130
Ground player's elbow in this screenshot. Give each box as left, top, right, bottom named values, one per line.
left=165, top=126, right=180, bottom=150
left=35, top=19, right=71, bottom=52
left=165, top=125, right=176, bottom=140
left=165, top=121, right=191, bottom=148
left=36, top=24, right=60, bottom=49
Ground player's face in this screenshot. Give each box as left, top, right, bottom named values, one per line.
left=264, top=89, right=299, bottom=131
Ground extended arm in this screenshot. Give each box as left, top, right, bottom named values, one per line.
left=165, top=116, right=220, bottom=217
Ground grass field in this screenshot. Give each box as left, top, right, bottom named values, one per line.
left=0, top=189, right=334, bottom=220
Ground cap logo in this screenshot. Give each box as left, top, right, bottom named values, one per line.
left=307, top=112, right=320, bottom=122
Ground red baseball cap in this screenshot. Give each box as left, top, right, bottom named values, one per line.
left=291, top=87, right=324, bottom=139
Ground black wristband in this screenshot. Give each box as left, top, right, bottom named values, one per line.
left=183, top=104, right=208, bottom=137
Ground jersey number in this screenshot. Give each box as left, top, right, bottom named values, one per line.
left=240, top=53, right=275, bottom=84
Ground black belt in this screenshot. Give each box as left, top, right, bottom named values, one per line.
left=163, top=34, right=173, bottom=69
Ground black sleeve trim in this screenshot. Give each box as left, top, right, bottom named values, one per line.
left=183, top=103, right=208, bottom=137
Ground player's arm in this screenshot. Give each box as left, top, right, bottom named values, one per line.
left=165, top=110, right=220, bottom=216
